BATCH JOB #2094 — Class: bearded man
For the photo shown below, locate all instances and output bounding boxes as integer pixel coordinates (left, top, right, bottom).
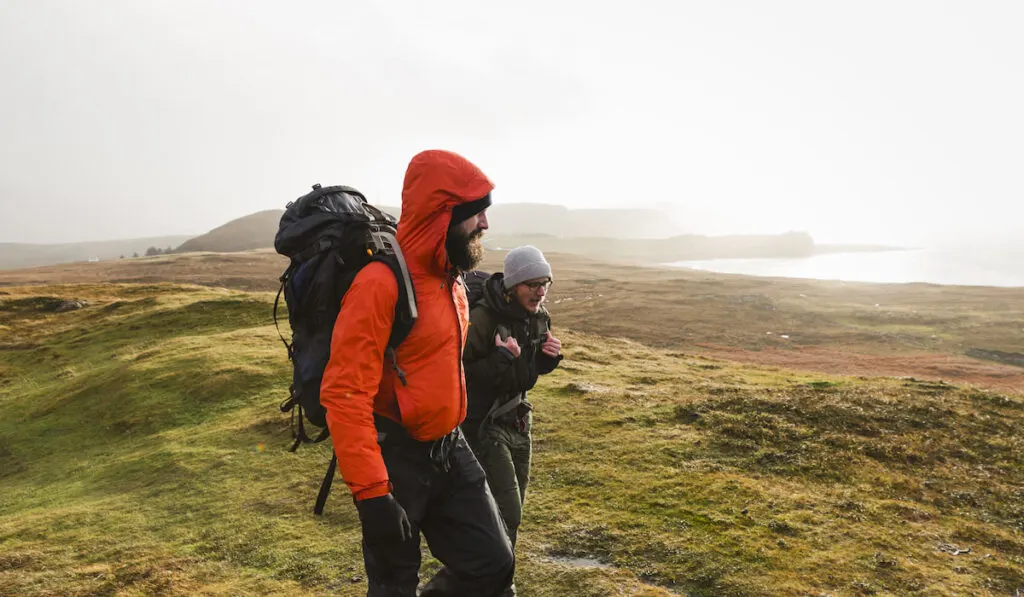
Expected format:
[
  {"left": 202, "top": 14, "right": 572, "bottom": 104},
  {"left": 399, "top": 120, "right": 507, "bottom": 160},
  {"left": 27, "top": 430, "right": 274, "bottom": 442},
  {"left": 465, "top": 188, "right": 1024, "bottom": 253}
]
[{"left": 319, "top": 149, "right": 514, "bottom": 596}]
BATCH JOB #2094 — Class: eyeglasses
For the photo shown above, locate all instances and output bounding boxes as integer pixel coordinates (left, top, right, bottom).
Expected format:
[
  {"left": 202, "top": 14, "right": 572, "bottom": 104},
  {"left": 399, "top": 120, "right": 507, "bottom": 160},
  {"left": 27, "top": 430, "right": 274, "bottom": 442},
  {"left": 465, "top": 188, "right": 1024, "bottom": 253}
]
[{"left": 522, "top": 279, "right": 552, "bottom": 291}]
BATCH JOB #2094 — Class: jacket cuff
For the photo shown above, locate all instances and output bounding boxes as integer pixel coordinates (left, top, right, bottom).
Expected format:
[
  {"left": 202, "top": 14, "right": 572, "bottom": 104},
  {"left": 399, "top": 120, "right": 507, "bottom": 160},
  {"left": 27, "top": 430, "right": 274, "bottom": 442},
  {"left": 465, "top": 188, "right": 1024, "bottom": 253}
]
[
  {"left": 495, "top": 346, "right": 517, "bottom": 362},
  {"left": 352, "top": 481, "right": 392, "bottom": 502}
]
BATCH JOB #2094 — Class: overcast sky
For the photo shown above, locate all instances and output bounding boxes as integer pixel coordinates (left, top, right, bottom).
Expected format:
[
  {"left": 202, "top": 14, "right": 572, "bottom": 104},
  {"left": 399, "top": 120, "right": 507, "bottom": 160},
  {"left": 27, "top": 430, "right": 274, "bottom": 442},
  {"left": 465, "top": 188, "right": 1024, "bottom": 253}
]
[{"left": 1, "top": 1, "right": 1021, "bottom": 247}]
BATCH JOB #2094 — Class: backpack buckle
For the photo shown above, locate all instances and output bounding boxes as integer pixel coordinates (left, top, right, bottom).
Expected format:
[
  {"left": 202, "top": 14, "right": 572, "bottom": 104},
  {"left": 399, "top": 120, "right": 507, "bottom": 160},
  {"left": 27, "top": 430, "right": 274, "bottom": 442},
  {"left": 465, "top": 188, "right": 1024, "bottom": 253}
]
[
  {"left": 429, "top": 428, "right": 460, "bottom": 473},
  {"left": 280, "top": 386, "right": 296, "bottom": 413}
]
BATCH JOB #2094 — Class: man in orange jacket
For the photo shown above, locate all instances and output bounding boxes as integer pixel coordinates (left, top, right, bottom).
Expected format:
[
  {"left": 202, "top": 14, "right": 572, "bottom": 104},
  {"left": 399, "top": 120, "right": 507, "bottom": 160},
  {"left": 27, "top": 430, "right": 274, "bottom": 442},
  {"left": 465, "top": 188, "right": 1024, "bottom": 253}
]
[{"left": 320, "top": 149, "right": 514, "bottom": 596}]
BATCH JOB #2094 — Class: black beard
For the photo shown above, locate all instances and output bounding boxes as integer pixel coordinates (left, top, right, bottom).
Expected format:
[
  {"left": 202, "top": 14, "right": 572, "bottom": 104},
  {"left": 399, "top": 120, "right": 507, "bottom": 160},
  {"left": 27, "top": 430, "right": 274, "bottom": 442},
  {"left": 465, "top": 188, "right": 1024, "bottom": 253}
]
[{"left": 446, "top": 227, "right": 485, "bottom": 272}]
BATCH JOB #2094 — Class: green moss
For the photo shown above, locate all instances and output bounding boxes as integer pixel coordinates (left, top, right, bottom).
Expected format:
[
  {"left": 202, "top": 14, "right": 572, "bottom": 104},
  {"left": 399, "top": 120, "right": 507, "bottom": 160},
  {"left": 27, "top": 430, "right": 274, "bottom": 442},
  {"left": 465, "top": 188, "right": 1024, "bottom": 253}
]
[{"left": 0, "top": 284, "right": 1021, "bottom": 596}]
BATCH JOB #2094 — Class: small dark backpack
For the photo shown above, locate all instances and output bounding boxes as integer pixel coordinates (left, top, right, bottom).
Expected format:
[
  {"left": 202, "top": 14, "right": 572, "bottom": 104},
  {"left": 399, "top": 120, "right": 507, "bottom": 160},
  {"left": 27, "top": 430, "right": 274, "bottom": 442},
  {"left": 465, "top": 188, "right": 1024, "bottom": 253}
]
[
  {"left": 273, "top": 184, "right": 418, "bottom": 514},
  {"left": 464, "top": 270, "right": 490, "bottom": 307}
]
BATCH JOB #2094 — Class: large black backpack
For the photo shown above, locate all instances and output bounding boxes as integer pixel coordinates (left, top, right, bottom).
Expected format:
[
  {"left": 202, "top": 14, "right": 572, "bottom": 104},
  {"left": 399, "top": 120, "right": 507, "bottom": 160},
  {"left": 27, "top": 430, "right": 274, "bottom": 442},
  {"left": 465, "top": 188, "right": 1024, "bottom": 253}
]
[{"left": 273, "top": 184, "right": 418, "bottom": 514}]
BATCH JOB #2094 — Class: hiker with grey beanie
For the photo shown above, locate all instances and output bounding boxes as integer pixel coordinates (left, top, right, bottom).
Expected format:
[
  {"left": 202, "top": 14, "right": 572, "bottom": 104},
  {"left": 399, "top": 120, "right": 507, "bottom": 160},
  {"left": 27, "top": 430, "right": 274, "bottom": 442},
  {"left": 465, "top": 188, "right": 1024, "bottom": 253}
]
[{"left": 462, "top": 246, "right": 563, "bottom": 595}]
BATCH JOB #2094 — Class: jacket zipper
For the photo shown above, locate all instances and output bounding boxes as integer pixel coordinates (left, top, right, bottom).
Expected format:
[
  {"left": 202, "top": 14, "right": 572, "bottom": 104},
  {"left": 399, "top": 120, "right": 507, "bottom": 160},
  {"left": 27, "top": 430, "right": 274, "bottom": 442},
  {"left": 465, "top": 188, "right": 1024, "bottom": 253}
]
[{"left": 443, "top": 276, "right": 467, "bottom": 426}]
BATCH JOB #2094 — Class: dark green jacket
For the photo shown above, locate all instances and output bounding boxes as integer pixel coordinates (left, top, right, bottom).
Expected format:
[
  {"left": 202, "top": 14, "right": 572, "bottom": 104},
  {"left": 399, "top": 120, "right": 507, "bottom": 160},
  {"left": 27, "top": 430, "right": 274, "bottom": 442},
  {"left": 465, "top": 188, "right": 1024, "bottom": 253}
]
[{"left": 463, "top": 273, "right": 562, "bottom": 426}]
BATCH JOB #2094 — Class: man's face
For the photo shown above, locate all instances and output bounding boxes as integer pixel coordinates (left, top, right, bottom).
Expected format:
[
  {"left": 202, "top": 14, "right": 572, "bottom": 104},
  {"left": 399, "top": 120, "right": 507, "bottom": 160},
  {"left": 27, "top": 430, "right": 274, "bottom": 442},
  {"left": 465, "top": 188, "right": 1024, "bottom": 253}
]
[
  {"left": 454, "top": 211, "right": 488, "bottom": 238},
  {"left": 446, "top": 210, "right": 489, "bottom": 271},
  {"left": 511, "top": 276, "right": 551, "bottom": 313}
]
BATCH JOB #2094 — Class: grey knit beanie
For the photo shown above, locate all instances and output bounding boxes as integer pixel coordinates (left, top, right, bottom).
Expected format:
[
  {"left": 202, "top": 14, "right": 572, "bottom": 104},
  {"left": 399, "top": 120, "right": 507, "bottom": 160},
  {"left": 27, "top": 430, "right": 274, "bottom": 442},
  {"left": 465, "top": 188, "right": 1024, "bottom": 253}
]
[{"left": 503, "top": 245, "right": 553, "bottom": 288}]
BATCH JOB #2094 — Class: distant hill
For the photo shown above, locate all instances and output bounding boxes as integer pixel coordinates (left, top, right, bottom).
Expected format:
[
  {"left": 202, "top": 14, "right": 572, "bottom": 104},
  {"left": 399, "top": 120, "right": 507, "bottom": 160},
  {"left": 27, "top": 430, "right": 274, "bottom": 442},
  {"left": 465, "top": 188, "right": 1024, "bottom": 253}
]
[
  {"left": 32, "top": 203, "right": 863, "bottom": 267},
  {"left": 483, "top": 231, "right": 820, "bottom": 262},
  {"left": 173, "top": 203, "right": 684, "bottom": 255},
  {"left": 470, "top": 203, "right": 681, "bottom": 238},
  {"left": 173, "top": 210, "right": 284, "bottom": 254},
  {"left": 376, "top": 203, "right": 679, "bottom": 238},
  {"left": 0, "top": 235, "right": 194, "bottom": 270}
]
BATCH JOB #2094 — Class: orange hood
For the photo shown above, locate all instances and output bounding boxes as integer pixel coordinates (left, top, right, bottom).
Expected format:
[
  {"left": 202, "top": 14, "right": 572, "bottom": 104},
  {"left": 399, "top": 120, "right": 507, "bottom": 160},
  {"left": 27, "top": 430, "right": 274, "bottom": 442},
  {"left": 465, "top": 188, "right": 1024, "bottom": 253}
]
[{"left": 397, "top": 150, "right": 494, "bottom": 277}]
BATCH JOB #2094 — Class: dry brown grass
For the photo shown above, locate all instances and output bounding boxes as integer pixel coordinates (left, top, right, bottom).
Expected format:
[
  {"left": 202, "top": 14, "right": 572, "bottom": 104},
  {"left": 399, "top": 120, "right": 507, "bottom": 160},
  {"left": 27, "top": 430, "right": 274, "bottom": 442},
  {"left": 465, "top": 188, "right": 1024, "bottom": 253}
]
[{"left": 2, "top": 248, "right": 1021, "bottom": 394}]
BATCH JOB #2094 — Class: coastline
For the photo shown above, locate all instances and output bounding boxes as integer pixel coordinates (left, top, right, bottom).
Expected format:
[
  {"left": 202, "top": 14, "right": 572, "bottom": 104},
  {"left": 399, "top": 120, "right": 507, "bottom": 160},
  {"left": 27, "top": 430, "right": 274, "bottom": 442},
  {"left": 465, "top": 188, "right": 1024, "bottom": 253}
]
[{"left": 664, "top": 246, "right": 1024, "bottom": 289}]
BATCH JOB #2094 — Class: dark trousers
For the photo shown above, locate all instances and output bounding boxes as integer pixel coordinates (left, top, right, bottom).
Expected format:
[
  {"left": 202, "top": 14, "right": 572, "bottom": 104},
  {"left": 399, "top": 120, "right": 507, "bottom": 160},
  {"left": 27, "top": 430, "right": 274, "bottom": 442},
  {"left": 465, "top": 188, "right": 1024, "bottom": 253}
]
[
  {"left": 361, "top": 416, "right": 514, "bottom": 597},
  {"left": 466, "top": 413, "right": 532, "bottom": 547}
]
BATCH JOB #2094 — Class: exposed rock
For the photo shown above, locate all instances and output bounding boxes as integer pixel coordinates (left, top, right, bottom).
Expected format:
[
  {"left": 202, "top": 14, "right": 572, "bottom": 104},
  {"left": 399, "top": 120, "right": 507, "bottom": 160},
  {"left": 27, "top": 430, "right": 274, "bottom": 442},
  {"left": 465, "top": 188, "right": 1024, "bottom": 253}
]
[
  {"left": 0, "top": 296, "right": 87, "bottom": 313},
  {"left": 54, "top": 300, "right": 86, "bottom": 313}
]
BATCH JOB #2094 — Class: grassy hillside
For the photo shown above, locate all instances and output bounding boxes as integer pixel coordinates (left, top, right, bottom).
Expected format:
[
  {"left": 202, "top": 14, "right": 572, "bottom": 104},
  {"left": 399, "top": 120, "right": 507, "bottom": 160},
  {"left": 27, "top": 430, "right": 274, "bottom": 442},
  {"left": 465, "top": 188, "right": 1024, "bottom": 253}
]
[{"left": 2, "top": 284, "right": 1022, "bottom": 596}]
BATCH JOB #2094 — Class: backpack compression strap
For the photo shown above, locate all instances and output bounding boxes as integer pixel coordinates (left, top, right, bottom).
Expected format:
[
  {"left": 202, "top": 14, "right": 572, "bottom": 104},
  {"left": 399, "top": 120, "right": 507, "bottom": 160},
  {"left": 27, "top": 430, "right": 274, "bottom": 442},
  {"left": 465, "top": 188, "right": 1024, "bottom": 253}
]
[
  {"left": 314, "top": 452, "right": 338, "bottom": 515},
  {"left": 272, "top": 266, "right": 296, "bottom": 358},
  {"left": 272, "top": 241, "right": 339, "bottom": 358},
  {"left": 286, "top": 399, "right": 330, "bottom": 452}
]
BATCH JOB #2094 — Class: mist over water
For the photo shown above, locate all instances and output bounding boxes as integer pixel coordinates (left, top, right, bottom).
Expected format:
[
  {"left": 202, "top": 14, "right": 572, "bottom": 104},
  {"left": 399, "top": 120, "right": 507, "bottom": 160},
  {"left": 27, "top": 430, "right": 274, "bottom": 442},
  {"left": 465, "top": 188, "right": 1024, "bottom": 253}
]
[{"left": 669, "top": 246, "right": 1024, "bottom": 287}]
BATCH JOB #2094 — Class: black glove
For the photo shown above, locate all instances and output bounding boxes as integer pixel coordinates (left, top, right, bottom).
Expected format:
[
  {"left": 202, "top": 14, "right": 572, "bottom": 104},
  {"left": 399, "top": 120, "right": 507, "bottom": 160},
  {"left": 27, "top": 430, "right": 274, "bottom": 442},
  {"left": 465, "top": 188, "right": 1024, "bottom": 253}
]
[{"left": 355, "top": 493, "right": 414, "bottom": 545}]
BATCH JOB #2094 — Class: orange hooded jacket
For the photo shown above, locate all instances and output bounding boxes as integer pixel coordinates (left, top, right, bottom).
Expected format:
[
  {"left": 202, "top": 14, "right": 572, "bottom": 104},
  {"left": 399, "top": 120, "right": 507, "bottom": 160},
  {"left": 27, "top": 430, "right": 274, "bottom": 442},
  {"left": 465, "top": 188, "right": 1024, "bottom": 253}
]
[{"left": 319, "top": 150, "right": 495, "bottom": 501}]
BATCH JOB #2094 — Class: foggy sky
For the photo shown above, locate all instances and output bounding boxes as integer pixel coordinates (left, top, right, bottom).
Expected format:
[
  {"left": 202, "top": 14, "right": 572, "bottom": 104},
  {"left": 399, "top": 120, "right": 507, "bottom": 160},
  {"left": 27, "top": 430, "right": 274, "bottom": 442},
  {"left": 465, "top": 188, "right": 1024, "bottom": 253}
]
[{"left": 1, "top": 1, "right": 1021, "bottom": 247}]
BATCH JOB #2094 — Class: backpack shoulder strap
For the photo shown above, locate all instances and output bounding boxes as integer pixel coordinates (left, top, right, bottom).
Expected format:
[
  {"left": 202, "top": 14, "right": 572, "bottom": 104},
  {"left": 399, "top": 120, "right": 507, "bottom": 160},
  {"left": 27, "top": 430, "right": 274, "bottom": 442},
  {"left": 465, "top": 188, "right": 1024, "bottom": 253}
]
[
  {"left": 465, "top": 301, "right": 502, "bottom": 360},
  {"left": 365, "top": 243, "right": 418, "bottom": 387},
  {"left": 532, "top": 310, "right": 551, "bottom": 339},
  {"left": 371, "top": 252, "right": 417, "bottom": 349}
]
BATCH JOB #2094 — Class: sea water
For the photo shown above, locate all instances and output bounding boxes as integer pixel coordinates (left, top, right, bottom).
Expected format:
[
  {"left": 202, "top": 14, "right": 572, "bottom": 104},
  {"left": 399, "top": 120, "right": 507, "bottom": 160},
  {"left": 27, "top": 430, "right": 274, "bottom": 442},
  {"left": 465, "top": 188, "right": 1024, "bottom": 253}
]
[{"left": 667, "top": 247, "right": 1024, "bottom": 288}]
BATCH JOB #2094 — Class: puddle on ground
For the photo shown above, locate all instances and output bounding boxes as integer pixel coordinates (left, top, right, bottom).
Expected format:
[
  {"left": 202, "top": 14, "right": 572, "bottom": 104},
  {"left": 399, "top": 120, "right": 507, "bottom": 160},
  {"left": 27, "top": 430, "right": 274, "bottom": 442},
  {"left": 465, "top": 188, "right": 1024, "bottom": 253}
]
[
  {"left": 544, "top": 555, "right": 612, "bottom": 569},
  {"left": 543, "top": 553, "right": 684, "bottom": 595}
]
